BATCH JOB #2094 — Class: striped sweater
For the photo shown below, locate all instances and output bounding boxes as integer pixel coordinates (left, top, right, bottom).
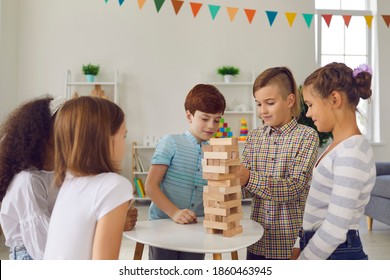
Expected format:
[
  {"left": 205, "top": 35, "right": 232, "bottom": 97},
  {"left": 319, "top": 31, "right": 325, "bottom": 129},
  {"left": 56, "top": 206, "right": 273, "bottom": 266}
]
[{"left": 298, "top": 135, "right": 376, "bottom": 260}]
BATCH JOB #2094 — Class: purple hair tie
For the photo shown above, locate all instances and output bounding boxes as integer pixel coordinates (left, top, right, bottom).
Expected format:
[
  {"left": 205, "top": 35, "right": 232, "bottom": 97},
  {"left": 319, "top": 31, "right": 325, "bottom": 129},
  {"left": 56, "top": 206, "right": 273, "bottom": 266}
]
[{"left": 353, "top": 64, "right": 373, "bottom": 77}]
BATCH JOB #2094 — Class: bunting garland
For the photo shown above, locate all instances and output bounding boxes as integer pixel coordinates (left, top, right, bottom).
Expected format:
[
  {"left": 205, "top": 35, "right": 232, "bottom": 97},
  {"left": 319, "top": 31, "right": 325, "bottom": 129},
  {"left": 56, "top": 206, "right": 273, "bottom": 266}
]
[{"left": 103, "top": 0, "right": 390, "bottom": 29}]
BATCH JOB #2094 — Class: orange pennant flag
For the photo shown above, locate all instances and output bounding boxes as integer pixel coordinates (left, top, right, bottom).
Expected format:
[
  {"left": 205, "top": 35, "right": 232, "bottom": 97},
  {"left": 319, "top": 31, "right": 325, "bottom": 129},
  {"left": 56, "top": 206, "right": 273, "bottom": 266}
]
[
  {"left": 190, "top": 2, "right": 202, "bottom": 18},
  {"left": 137, "top": 0, "right": 146, "bottom": 10},
  {"left": 343, "top": 15, "right": 352, "bottom": 27},
  {"left": 364, "top": 15, "right": 373, "bottom": 29},
  {"left": 382, "top": 15, "right": 390, "bottom": 28},
  {"left": 244, "top": 9, "right": 256, "bottom": 24},
  {"left": 322, "top": 14, "right": 333, "bottom": 27},
  {"left": 171, "top": 0, "right": 183, "bottom": 15},
  {"left": 226, "top": 7, "right": 239, "bottom": 22},
  {"left": 285, "top": 12, "right": 297, "bottom": 27}
]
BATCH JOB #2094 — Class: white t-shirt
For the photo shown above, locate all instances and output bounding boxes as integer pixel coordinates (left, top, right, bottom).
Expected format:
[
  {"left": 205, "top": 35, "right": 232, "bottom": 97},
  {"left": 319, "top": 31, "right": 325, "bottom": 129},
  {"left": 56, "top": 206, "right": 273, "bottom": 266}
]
[
  {"left": 43, "top": 172, "right": 133, "bottom": 260},
  {"left": 0, "top": 169, "right": 57, "bottom": 260}
]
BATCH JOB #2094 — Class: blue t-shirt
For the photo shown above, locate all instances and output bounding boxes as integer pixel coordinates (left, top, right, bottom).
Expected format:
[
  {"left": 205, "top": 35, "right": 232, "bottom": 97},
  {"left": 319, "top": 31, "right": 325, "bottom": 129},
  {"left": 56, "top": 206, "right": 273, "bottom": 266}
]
[{"left": 149, "top": 131, "right": 208, "bottom": 220}]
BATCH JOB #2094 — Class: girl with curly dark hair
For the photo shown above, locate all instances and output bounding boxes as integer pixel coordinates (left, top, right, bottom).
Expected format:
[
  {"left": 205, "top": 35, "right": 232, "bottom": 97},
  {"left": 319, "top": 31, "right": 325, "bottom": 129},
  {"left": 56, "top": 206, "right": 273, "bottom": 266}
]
[{"left": 0, "top": 96, "right": 64, "bottom": 260}]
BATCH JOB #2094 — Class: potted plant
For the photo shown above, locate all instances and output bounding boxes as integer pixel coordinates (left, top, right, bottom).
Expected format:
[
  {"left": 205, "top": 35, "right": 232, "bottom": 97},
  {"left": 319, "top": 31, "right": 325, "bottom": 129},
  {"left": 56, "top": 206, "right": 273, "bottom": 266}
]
[
  {"left": 82, "top": 63, "right": 100, "bottom": 82},
  {"left": 217, "top": 66, "right": 240, "bottom": 83},
  {"left": 297, "top": 85, "right": 333, "bottom": 148}
]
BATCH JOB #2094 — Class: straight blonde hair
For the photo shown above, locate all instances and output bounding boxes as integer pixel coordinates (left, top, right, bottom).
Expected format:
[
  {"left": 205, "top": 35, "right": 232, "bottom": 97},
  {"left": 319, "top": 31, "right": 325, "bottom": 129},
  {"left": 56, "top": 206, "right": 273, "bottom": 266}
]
[{"left": 54, "top": 96, "right": 124, "bottom": 186}]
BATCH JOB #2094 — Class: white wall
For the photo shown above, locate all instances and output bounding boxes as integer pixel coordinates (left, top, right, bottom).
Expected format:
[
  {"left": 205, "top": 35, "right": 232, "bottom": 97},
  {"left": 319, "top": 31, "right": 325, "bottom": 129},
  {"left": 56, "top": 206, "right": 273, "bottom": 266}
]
[
  {"left": 2, "top": 0, "right": 390, "bottom": 177},
  {"left": 0, "top": 0, "right": 18, "bottom": 120}
]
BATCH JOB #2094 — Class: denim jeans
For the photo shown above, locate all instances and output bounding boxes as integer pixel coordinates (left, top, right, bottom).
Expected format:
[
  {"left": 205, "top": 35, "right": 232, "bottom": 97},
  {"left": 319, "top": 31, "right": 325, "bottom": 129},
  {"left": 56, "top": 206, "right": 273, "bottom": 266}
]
[
  {"left": 300, "top": 230, "right": 368, "bottom": 260},
  {"left": 9, "top": 245, "right": 33, "bottom": 260}
]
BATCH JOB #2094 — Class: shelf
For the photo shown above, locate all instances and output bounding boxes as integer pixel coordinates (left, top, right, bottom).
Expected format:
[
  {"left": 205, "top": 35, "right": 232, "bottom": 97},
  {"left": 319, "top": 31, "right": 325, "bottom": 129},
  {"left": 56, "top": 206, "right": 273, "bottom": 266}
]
[
  {"left": 134, "top": 171, "right": 149, "bottom": 175},
  {"left": 66, "top": 82, "right": 116, "bottom": 86},
  {"left": 134, "top": 145, "right": 156, "bottom": 149},
  {"left": 210, "top": 82, "right": 253, "bottom": 86},
  {"left": 65, "top": 69, "right": 119, "bottom": 103},
  {"left": 224, "top": 111, "right": 255, "bottom": 115}
]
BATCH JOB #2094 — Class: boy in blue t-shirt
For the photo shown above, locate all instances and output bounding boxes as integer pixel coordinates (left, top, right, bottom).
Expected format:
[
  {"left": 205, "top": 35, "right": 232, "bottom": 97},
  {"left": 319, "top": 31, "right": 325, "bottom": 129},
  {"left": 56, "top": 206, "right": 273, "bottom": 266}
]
[{"left": 145, "top": 84, "right": 226, "bottom": 260}]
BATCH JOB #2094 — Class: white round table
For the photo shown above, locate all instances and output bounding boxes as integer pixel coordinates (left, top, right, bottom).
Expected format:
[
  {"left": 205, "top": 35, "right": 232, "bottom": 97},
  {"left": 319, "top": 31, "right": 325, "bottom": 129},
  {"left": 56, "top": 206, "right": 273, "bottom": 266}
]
[{"left": 123, "top": 218, "right": 264, "bottom": 260}]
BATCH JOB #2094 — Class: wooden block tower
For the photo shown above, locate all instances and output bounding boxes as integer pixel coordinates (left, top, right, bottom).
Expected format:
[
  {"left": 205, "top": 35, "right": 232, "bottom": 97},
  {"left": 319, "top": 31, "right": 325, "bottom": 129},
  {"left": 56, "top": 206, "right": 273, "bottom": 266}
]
[{"left": 202, "top": 138, "right": 243, "bottom": 237}]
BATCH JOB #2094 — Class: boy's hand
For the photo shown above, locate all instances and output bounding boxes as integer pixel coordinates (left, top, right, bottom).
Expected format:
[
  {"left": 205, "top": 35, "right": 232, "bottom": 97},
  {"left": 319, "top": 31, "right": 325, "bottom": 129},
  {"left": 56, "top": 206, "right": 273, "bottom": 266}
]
[
  {"left": 290, "top": 248, "right": 301, "bottom": 260},
  {"left": 124, "top": 206, "right": 138, "bottom": 231},
  {"left": 238, "top": 164, "right": 250, "bottom": 186},
  {"left": 172, "top": 209, "right": 197, "bottom": 224}
]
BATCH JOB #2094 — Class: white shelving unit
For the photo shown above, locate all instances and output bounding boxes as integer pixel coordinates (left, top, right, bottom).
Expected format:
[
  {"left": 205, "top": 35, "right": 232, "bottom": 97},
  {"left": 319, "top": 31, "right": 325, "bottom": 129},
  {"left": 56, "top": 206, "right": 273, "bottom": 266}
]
[
  {"left": 132, "top": 142, "right": 155, "bottom": 201},
  {"left": 210, "top": 81, "right": 258, "bottom": 143},
  {"left": 64, "top": 70, "right": 119, "bottom": 103}
]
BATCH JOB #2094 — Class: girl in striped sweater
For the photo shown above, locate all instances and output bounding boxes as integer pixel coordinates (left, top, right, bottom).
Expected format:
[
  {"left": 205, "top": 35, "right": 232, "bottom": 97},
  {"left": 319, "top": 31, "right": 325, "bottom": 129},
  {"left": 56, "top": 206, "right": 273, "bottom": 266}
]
[{"left": 293, "top": 62, "right": 376, "bottom": 260}]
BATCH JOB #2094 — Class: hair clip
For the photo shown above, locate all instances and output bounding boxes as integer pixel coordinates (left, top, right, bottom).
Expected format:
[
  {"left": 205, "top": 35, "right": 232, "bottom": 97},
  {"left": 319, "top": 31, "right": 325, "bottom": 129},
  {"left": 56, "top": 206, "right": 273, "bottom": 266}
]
[
  {"left": 353, "top": 64, "right": 373, "bottom": 78},
  {"left": 50, "top": 96, "right": 67, "bottom": 116}
]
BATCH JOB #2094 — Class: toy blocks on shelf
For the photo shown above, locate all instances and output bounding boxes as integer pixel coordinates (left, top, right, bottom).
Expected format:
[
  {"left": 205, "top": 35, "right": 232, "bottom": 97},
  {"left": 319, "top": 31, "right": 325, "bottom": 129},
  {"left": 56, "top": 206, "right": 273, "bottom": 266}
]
[
  {"left": 214, "top": 118, "right": 233, "bottom": 138},
  {"left": 202, "top": 137, "right": 243, "bottom": 237},
  {"left": 238, "top": 118, "right": 249, "bottom": 142}
]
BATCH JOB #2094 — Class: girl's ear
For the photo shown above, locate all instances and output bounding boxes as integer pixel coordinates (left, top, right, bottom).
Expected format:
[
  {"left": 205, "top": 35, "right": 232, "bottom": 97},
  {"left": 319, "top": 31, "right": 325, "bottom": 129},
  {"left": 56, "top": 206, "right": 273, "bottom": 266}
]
[
  {"left": 186, "top": 110, "right": 193, "bottom": 123},
  {"left": 330, "top": 91, "right": 342, "bottom": 108}
]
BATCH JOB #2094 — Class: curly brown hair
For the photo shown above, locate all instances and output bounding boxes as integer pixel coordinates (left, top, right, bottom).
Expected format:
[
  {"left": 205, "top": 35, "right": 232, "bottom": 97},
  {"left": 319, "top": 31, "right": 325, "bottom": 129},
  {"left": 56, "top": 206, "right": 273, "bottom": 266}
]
[{"left": 0, "top": 96, "right": 54, "bottom": 201}]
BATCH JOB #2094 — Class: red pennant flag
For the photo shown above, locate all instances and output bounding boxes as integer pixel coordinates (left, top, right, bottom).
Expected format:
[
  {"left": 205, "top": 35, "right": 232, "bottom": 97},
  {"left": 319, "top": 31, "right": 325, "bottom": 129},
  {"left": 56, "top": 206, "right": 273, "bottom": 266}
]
[
  {"left": 322, "top": 14, "right": 333, "bottom": 27},
  {"left": 171, "top": 0, "right": 184, "bottom": 15},
  {"left": 343, "top": 15, "right": 352, "bottom": 27},
  {"left": 244, "top": 9, "right": 256, "bottom": 24},
  {"left": 190, "top": 2, "right": 202, "bottom": 18},
  {"left": 382, "top": 15, "right": 390, "bottom": 28}
]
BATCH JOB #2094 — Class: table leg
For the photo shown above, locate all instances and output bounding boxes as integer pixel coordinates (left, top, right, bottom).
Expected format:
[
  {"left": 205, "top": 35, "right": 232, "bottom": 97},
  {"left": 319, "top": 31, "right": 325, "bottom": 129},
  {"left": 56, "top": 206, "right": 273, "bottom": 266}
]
[
  {"left": 213, "top": 253, "right": 222, "bottom": 260},
  {"left": 133, "top": 242, "right": 144, "bottom": 260},
  {"left": 231, "top": 251, "right": 238, "bottom": 260}
]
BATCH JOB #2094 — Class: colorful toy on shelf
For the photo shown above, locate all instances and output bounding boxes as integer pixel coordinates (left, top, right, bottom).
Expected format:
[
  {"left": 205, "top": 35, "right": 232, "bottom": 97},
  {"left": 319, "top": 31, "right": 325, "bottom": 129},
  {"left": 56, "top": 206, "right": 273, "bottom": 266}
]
[
  {"left": 238, "top": 118, "right": 248, "bottom": 142},
  {"left": 214, "top": 118, "right": 233, "bottom": 138},
  {"left": 202, "top": 138, "right": 243, "bottom": 237}
]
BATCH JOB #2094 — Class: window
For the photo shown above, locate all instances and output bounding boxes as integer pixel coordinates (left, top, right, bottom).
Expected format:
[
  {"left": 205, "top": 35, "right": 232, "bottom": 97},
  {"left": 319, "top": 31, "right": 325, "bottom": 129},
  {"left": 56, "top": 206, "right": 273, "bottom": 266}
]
[{"left": 315, "top": 0, "right": 378, "bottom": 142}]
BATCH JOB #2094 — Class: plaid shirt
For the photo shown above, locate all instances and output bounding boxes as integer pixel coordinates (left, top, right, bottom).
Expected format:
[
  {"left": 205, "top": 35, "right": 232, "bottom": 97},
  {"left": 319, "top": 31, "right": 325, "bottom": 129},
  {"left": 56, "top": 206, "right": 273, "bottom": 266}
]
[{"left": 242, "top": 118, "right": 319, "bottom": 259}]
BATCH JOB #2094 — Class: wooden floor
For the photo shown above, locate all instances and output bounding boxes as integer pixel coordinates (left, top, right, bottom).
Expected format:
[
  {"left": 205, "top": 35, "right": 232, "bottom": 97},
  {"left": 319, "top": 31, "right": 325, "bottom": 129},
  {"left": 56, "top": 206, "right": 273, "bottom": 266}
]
[{"left": 1, "top": 200, "right": 390, "bottom": 260}]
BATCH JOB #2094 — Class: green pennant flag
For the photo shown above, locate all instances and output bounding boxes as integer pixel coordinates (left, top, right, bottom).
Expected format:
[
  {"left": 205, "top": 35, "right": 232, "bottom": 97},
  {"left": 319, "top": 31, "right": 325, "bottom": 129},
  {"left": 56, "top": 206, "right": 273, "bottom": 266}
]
[
  {"left": 154, "top": 0, "right": 166, "bottom": 13},
  {"left": 302, "top": 13, "right": 314, "bottom": 28},
  {"left": 266, "top": 11, "right": 278, "bottom": 26},
  {"left": 105, "top": 0, "right": 109, "bottom": 3},
  {"left": 208, "top": 5, "right": 220, "bottom": 20}
]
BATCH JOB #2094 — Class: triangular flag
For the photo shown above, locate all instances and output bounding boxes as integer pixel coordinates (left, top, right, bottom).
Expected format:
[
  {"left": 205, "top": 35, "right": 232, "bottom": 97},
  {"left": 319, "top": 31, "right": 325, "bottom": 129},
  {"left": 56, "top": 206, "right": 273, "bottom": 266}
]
[
  {"left": 208, "top": 5, "right": 220, "bottom": 21},
  {"left": 302, "top": 13, "right": 314, "bottom": 28},
  {"left": 244, "top": 9, "right": 256, "bottom": 24},
  {"left": 154, "top": 0, "right": 165, "bottom": 13},
  {"left": 118, "top": 0, "right": 125, "bottom": 6},
  {"left": 171, "top": 0, "right": 184, "bottom": 15},
  {"left": 105, "top": 0, "right": 109, "bottom": 3},
  {"left": 266, "top": 11, "right": 278, "bottom": 26},
  {"left": 364, "top": 15, "right": 373, "bottom": 29},
  {"left": 285, "top": 12, "right": 297, "bottom": 27},
  {"left": 382, "top": 15, "right": 390, "bottom": 28},
  {"left": 190, "top": 2, "right": 202, "bottom": 18},
  {"left": 226, "top": 7, "right": 239, "bottom": 22},
  {"left": 137, "top": 0, "right": 146, "bottom": 10},
  {"left": 343, "top": 15, "right": 352, "bottom": 27},
  {"left": 322, "top": 14, "right": 333, "bottom": 27}
]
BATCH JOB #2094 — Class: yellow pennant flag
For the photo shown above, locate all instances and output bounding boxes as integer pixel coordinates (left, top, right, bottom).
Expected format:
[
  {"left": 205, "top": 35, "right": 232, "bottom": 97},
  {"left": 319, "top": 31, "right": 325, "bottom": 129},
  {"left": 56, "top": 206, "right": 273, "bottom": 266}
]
[
  {"left": 285, "top": 12, "right": 297, "bottom": 27},
  {"left": 226, "top": 7, "right": 239, "bottom": 22},
  {"left": 364, "top": 15, "right": 373, "bottom": 29},
  {"left": 137, "top": 0, "right": 146, "bottom": 10}
]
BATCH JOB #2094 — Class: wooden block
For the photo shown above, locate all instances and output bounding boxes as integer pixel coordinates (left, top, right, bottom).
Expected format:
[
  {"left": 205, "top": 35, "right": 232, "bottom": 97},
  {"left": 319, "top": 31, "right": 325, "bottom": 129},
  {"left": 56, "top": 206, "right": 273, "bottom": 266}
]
[
  {"left": 202, "top": 145, "right": 214, "bottom": 152},
  {"left": 203, "top": 152, "right": 229, "bottom": 159},
  {"left": 203, "top": 172, "right": 237, "bottom": 180},
  {"left": 203, "top": 192, "right": 241, "bottom": 202},
  {"left": 219, "top": 158, "right": 241, "bottom": 166},
  {"left": 223, "top": 225, "right": 243, "bottom": 237},
  {"left": 207, "top": 179, "right": 240, "bottom": 187},
  {"left": 203, "top": 165, "right": 229, "bottom": 174},
  {"left": 212, "top": 145, "right": 239, "bottom": 152},
  {"left": 210, "top": 159, "right": 221, "bottom": 166},
  {"left": 204, "top": 185, "right": 241, "bottom": 195},
  {"left": 217, "top": 199, "right": 241, "bottom": 209},
  {"left": 210, "top": 138, "right": 238, "bottom": 146},
  {"left": 204, "top": 206, "right": 242, "bottom": 216}
]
